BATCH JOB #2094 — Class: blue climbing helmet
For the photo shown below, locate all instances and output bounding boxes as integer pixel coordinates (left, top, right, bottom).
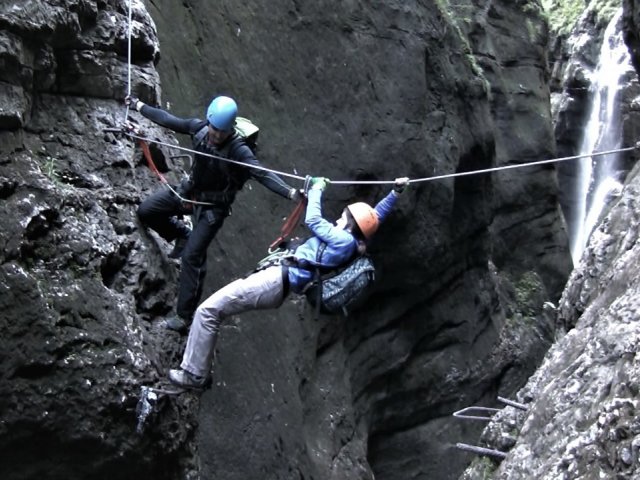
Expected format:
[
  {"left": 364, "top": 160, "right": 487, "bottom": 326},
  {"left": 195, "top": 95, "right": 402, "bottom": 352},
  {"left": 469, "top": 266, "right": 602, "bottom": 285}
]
[{"left": 206, "top": 96, "right": 238, "bottom": 132}]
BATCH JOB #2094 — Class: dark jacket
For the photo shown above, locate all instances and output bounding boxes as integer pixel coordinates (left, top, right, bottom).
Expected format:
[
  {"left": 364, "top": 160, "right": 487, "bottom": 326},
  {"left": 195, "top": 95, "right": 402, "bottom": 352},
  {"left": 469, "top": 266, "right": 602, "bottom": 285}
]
[{"left": 139, "top": 104, "right": 292, "bottom": 204}]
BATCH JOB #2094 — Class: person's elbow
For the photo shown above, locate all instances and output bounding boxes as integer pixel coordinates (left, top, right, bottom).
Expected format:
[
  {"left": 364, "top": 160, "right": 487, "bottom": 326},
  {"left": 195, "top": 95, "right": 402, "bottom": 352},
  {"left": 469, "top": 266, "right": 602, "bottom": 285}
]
[{"left": 305, "top": 214, "right": 323, "bottom": 230}]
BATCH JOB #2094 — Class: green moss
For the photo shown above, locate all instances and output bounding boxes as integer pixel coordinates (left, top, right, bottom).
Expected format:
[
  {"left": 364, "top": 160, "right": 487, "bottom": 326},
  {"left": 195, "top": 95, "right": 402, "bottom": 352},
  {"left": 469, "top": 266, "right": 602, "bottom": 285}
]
[
  {"left": 514, "top": 271, "right": 545, "bottom": 317},
  {"left": 541, "top": 0, "right": 586, "bottom": 35},
  {"left": 542, "top": 0, "right": 621, "bottom": 36},
  {"left": 469, "top": 455, "right": 499, "bottom": 479},
  {"left": 590, "top": 0, "right": 621, "bottom": 25},
  {"left": 433, "top": 0, "right": 489, "bottom": 94},
  {"left": 40, "top": 155, "right": 59, "bottom": 181}
]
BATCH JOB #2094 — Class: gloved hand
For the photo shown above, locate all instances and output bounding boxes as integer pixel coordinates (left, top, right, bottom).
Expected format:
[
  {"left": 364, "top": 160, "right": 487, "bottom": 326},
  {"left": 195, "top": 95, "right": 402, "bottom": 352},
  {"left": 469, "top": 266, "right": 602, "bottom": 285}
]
[
  {"left": 288, "top": 188, "right": 305, "bottom": 202},
  {"left": 125, "top": 95, "right": 143, "bottom": 112},
  {"left": 177, "top": 176, "right": 193, "bottom": 198},
  {"left": 393, "top": 177, "right": 410, "bottom": 194},
  {"left": 310, "top": 177, "right": 329, "bottom": 191},
  {"left": 123, "top": 120, "right": 141, "bottom": 135}
]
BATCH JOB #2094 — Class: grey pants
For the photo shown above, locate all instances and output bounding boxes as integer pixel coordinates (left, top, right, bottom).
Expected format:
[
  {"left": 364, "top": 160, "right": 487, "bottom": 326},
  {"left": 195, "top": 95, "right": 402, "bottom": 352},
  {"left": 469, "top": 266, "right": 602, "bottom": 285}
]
[{"left": 181, "top": 266, "right": 286, "bottom": 377}]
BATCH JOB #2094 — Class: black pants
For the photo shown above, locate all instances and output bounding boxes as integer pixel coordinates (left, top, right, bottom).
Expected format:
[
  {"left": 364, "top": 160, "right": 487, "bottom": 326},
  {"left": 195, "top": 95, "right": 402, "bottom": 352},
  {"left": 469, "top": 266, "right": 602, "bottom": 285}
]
[{"left": 137, "top": 188, "right": 227, "bottom": 320}]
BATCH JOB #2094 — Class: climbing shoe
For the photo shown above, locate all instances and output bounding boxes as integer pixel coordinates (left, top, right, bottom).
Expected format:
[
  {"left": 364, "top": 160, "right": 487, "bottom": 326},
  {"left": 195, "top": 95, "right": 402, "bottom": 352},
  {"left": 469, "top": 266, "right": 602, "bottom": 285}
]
[
  {"left": 168, "top": 235, "right": 189, "bottom": 259},
  {"left": 163, "top": 316, "right": 189, "bottom": 334},
  {"left": 168, "top": 368, "right": 211, "bottom": 390}
]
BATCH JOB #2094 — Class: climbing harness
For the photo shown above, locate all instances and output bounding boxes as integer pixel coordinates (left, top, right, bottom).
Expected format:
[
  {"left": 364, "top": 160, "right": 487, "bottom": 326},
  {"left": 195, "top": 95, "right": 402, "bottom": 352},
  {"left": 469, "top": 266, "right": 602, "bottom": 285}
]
[{"left": 267, "top": 175, "right": 314, "bottom": 251}]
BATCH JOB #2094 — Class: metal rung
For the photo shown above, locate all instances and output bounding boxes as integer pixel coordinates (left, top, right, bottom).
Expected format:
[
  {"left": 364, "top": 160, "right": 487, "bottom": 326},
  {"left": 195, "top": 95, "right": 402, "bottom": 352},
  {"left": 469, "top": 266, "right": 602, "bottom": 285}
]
[
  {"left": 497, "top": 396, "right": 528, "bottom": 410},
  {"left": 453, "top": 397, "right": 529, "bottom": 421},
  {"left": 452, "top": 406, "right": 501, "bottom": 421},
  {"left": 456, "top": 442, "right": 507, "bottom": 459}
]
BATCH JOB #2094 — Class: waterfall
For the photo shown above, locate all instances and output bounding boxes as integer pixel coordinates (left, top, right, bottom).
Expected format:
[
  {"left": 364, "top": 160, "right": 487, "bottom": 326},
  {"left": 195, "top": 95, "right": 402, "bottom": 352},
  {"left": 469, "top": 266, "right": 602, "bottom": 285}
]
[{"left": 570, "top": 8, "right": 632, "bottom": 264}]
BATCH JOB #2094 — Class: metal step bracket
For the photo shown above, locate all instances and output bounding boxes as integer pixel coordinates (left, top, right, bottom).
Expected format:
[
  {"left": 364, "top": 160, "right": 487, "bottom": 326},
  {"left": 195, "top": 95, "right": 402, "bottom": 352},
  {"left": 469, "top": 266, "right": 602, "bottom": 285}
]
[{"left": 452, "top": 396, "right": 528, "bottom": 459}]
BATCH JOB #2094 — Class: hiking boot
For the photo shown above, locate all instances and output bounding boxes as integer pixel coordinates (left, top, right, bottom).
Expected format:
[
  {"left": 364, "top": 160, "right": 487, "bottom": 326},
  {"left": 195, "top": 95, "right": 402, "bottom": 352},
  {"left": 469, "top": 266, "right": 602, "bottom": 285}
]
[
  {"left": 163, "top": 315, "right": 189, "bottom": 334},
  {"left": 168, "top": 368, "right": 211, "bottom": 390},
  {"left": 168, "top": 235, "right": 189, "bottom": 259}
]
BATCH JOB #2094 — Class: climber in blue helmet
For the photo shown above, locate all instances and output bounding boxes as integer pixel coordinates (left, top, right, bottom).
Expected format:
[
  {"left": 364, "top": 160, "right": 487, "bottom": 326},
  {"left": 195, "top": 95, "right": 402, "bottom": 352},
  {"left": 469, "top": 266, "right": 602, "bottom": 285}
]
[
  {"left": 202, "top": 96, "right": 235, "bottom": 144},
  {"left": 125, "top": 94, "right": 302, "bottom": 333}
]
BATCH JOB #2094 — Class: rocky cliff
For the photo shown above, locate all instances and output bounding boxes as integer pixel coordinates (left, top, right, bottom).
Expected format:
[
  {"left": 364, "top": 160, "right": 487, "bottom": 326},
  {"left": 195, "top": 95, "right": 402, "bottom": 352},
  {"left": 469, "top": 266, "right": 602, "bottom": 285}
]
[
  {"left": 460, "top": 2, "right": 640, "bottom": 478},
  {"left": 0, "top": 1, "right": 572, "bottom": 479},
  {"left": 460, "top": 135, "right": 640, "bottom": 480}
]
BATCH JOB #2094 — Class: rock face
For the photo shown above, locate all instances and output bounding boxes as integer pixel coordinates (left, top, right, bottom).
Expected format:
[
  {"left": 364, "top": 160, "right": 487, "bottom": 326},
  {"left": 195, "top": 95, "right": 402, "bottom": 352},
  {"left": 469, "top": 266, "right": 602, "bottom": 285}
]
[
  {"left": 459, "top": 3, "right": 640, "bottom": 479},
  {"left": 460, "top": 155, "right": 640, "bottom": 480},
  {"left": 0, "top": 1, "right": 572, "bottom": 480},
  {"left": 0, "top": 2, "right": 198, "bottom": 479}
]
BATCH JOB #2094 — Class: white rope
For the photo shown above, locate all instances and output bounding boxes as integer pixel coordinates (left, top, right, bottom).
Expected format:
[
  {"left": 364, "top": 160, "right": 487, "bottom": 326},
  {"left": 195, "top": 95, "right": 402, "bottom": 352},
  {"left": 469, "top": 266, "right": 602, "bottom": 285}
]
[
  {"left": 124, "top": 0, "right": 133, "bottom": 123},
  {"left": 119, "top": 1, "right": 638, "bottom": 189},
  {"left": 404, "top": 145, "right": 638, "bottom": 184},
  {"left": 329, "top": 146, "right": 638, "bottom": 185},
  {"left": 125, "top": 130, "right": 637, "bottom": 188},
  {"left": 125, "top": 131, "right": 306, "bottom": 181}
]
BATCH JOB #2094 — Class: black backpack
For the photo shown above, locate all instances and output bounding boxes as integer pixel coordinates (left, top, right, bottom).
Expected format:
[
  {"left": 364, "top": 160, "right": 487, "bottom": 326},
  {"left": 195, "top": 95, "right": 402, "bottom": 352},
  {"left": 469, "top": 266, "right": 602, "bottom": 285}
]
[{"left": 304, "top": 243, "right": 376, "bottom": 316}]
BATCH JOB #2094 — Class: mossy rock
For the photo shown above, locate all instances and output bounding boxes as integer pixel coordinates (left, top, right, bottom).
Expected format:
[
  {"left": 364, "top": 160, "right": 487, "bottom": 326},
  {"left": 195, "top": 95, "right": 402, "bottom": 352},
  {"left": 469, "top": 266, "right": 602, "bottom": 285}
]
[{"left": 542, "top": 0, "right": 620, "bottom": 36}]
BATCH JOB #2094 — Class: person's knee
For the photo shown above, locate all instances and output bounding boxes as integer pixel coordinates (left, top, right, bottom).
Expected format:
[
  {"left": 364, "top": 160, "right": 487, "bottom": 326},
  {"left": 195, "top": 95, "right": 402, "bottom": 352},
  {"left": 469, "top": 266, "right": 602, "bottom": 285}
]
[
  {"left": 195, "top": 304, "right": 223, "bottom": 332},
  {"left": 182, "top": 243, "right": 205, "bottom": 265},
  {"left": 137, "top": 200, "right": 151, "bottom": 223}
]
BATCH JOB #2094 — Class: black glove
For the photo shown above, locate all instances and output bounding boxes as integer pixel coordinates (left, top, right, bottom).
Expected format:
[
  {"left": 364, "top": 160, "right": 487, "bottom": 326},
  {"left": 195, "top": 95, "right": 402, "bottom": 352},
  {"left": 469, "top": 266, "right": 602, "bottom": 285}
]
[
  {"left": 177, "top": 177, "right": 193, "bottom": 198},
  {"left": 393, "top": 177, "right": 409, "bottom": 194},
  {"left": 125, "top": 95, "right": 143, "bottom": 111}
]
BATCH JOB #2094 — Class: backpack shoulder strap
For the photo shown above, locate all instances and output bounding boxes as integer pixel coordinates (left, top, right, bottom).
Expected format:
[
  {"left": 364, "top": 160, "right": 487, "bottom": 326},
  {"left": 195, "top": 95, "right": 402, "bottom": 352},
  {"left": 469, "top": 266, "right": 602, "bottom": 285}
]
[
  {"left": 217, "top": 132, "right": 248, "bottom": 159},
  {"left": 313, "top": 242, "right": 328, "bottom": 320},
  {"left": 193, "top": 125, "right": 209, "bottom": 148}
]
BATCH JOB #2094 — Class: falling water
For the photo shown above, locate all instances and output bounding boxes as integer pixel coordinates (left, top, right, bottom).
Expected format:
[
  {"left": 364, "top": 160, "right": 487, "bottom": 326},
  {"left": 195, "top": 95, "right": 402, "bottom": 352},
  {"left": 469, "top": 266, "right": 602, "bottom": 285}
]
[{"left": 570, "top": 8, "right": 632, "bottom": 264}]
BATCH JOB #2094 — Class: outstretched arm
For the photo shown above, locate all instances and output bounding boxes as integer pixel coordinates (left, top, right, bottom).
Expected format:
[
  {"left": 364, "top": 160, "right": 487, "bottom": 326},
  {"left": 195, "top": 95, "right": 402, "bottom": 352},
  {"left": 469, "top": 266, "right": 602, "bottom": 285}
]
[
  {"left": 138, "top": 104, "right": 202, "bottom": 135},
  {"left": 125, "top": 96, "right": 201, "bottom": 135},
  {"left": 374, "top": 177, "right": 409, "bottom": 224},
  {"left": 230, "top": 142, "right": 297, "bottom": 200},
  {"left": 305, "top": 181, "right": 353, "bottom": 247}
]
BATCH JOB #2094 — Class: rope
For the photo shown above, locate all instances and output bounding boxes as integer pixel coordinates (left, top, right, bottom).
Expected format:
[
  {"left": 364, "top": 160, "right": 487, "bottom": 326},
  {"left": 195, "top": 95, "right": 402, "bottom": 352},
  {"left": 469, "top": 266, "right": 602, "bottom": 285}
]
[
  {"left": 118, "top": 0, "right": 638, "bottom": 188},
  {"left": 401, "top": 145, "right": 638, "bottom": 185},
  {"left": 124, "top": 130, "right": 637, "bottom": 187},
  {"left": 124, "top": 131, "right": 306, "bottom": 182},
  {"left": 124, "top": 0, "right": 133, "bottom": 124},
  {"left": 136, "top": 137, "right": 225, "bottom": 206}
]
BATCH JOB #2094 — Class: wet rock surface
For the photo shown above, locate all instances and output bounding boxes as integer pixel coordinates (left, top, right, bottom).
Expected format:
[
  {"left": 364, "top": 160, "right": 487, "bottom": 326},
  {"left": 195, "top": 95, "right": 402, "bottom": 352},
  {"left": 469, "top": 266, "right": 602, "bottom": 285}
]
[
  {"left": 461, "top": 161, "right": 640, "bottom": 479},
  {"left": 0, "top": 1, "right": 574, "bottom": 479}
]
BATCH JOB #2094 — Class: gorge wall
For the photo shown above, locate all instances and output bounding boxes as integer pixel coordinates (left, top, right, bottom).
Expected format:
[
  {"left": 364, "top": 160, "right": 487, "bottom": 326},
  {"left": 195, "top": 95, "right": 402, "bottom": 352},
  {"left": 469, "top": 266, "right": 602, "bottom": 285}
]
[
  {"left": 460, "top": 2, "right": 640, "bottom": 478},
  {"left": 0, "top": 1, "right": 572, "bottom": 479}
]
